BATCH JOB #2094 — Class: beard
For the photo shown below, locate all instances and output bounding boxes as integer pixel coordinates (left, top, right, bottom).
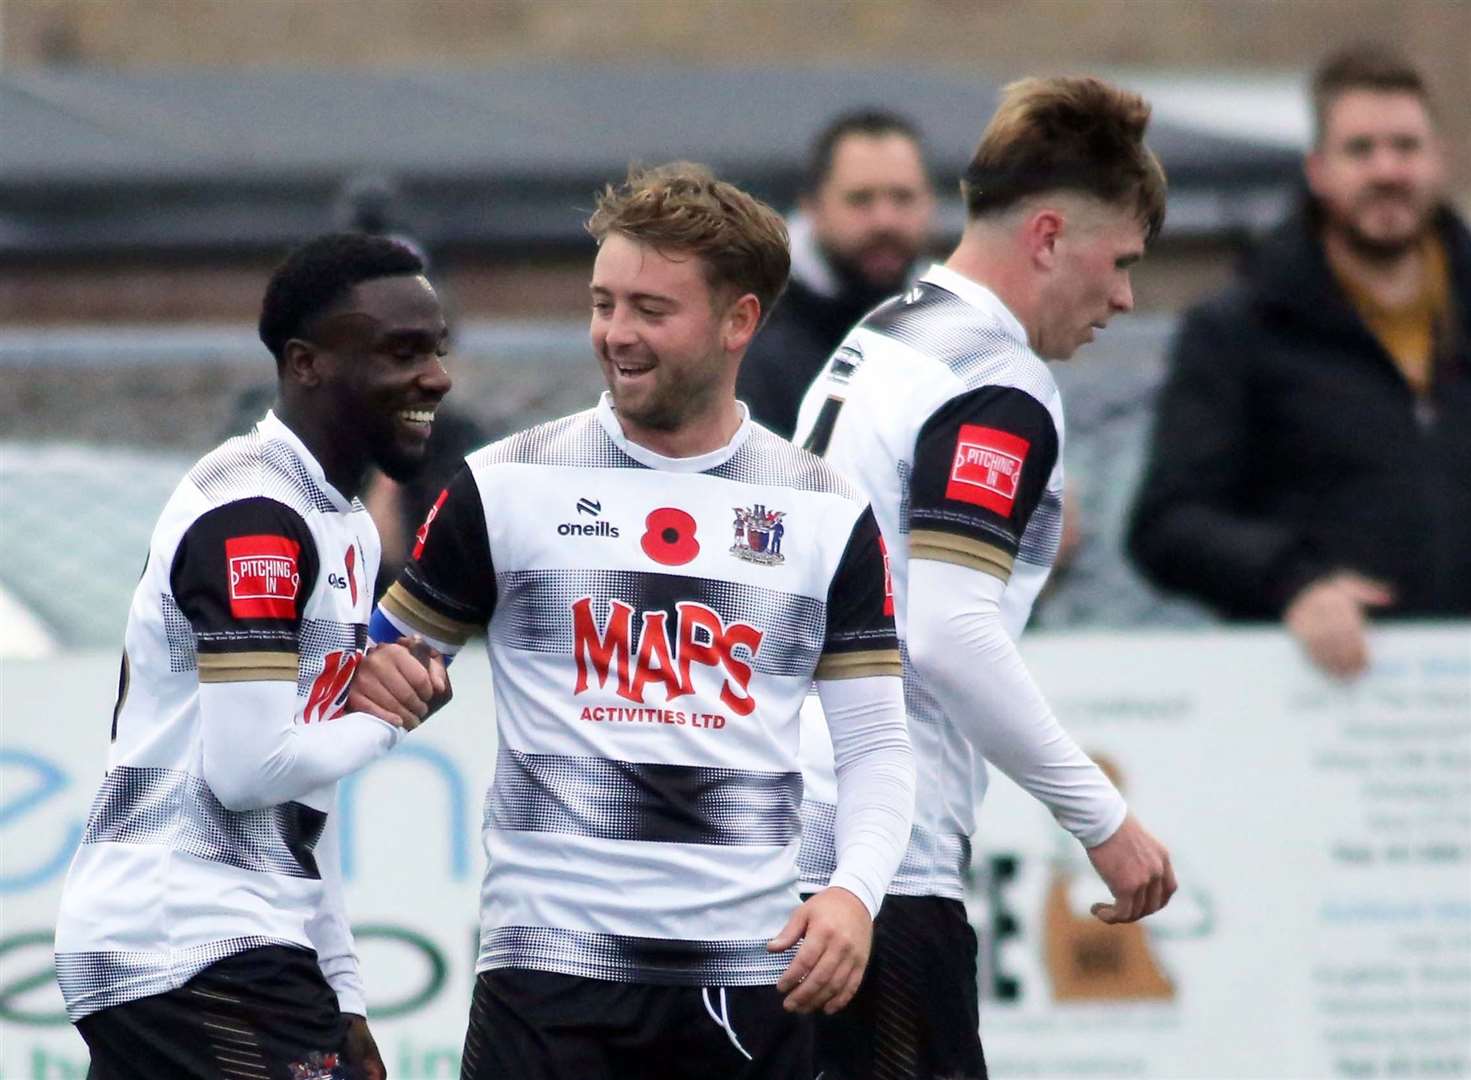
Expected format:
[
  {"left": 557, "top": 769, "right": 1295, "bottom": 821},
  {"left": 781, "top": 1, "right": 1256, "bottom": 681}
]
[
  {"left": 373, "top": 435, "right": 432, "bottom": 483},
  {"left": 604, "top": 344, "right": 725, "bottom": 434},
  {"left": 824, "top": 232, "right": 921, "bottom": 302},
  {"left": 1329, "top": 184, "right": 1436, "bottom": 261},
  {"left": 361, "top": 415, "right": 434, "bottom": 483}
]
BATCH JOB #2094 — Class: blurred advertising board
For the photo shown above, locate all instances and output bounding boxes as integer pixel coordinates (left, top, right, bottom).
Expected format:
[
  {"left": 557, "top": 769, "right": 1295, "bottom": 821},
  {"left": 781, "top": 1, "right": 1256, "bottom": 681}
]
[{"left": 2, "top": 626, "right": 1467, "bottom": 1079}]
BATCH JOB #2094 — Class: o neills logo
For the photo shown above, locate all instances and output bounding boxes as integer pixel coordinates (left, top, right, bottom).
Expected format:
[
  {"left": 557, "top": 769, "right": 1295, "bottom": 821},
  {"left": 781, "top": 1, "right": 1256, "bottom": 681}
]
[
  {"left": 225, "top": 534, "right": 302, "bottom": 619},
  {"left": 559, "top": 521, "right": 620, "bottom": 538}
]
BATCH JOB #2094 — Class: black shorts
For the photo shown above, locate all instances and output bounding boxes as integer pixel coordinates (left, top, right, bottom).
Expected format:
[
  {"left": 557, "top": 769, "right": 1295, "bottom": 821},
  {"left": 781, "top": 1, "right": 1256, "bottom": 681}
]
[
  {"left": 460, "top": 968, "right": 814, "bottom": 1080},
  {"left": 808, "top": 894, "right": 987, "bottom": 1080},
  {"left": 76, "top": 945, "right": 348, "bottom": 1080}
]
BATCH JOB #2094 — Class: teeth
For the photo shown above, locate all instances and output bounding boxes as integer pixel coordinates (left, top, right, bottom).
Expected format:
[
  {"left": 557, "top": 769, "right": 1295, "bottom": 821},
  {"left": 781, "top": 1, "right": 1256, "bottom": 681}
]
[{"left": 400, "top": 409, "right": 435, "bottom": 424}]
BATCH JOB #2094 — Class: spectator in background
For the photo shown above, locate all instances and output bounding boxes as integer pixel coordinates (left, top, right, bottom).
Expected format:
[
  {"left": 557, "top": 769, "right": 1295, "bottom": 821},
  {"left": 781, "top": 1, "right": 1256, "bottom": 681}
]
[
  {"left": 332, "top": 173, "right": 430, "bottom": 265},
  {"left": 737, "top": 109, "right": 935, "bottom": 437},
  {"left": 1128, "top": 44, "right": 1470, "bottom": 678}
]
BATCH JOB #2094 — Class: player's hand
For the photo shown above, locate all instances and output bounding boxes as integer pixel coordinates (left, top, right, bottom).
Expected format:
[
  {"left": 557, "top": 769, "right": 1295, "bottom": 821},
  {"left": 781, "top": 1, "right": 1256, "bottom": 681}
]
[
  {"left": 345, "top": 638, "right": 444, "bottom": 732},
  {"left": 341, "top": 1013, "right": 387, "bottom": 1080},
  {"left": 404, "top": 636, "right": 453, "bottom": 715},
  {"left": 1085, "top": 814, "right": 1176, "bottom": 924},
  {"left": 1284, "top": 572, "right": 1394, "bottom": 679},
  {"left": 767, "top": 886, "right": 872, "bottom": 1015}
]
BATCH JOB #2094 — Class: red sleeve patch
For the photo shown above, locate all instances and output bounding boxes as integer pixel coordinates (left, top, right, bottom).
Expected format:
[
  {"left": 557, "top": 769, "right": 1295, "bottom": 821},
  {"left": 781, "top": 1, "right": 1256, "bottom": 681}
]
[
  {"left": 226, "top": 534, "right": 302, "bottom": 619},
  {"left": 878, "top": 534, "right": 895, "bottom": 617},
  {"left": 944, "top": 424, "right": 1030, "bottom": 516},
  {"left": 412, "top": 487, "right": 450, "bottom": 561}
]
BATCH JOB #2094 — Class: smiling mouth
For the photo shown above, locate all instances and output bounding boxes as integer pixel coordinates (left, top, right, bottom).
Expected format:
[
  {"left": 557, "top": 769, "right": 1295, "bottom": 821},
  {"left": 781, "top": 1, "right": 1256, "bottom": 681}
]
[
  {"left": 611, "top": 360, "right": 654, "bottom": 378},
  {"left": 398, "top": 408, "right": 436, "bottom": 433}
]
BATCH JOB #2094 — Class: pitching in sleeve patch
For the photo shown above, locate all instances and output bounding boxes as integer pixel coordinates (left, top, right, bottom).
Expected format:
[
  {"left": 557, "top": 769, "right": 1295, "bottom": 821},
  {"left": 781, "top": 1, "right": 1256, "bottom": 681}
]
[
  {"left": 226, "top": 534, "right": 302, "bottom": 619},
  {"left": 945, "top": 424, "right": 1030, "bottom": 517}
]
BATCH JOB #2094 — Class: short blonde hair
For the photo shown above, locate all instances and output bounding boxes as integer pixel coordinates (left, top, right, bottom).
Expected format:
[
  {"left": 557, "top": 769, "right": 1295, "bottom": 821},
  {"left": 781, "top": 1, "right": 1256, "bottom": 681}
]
[
  {"left": 963, "top": 76, "right": 1166, "bottom": 243},
  {"left": 586, "top": 162, "right": 791, "bottom": 323}
]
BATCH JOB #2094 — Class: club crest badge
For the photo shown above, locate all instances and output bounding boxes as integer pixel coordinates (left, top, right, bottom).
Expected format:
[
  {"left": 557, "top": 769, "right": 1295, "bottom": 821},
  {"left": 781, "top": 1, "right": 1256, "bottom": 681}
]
[{"left": 730, "top": 504, "right": 786, "bottom": 566}]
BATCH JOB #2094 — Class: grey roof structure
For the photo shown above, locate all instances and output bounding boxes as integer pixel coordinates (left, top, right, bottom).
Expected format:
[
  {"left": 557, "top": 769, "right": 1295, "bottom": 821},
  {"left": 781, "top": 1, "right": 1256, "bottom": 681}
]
[{"left": 2, "top": 65, "right": 1302, "bottom": 257}]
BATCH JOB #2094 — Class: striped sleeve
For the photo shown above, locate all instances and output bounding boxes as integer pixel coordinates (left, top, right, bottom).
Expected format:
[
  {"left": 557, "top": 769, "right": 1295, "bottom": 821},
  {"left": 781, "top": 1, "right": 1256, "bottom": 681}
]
[
  {"left": 374, "top": 465, "right": 496, "bottom": 655},
  {"left": 170, "top": 497, "right": 318, "bottom": 683},
  {"left": 814, "top": 506, "right": 901, "bottom": 680},
  {"left": 908, "top": 385, "right": 1059, "bottom": 582}
]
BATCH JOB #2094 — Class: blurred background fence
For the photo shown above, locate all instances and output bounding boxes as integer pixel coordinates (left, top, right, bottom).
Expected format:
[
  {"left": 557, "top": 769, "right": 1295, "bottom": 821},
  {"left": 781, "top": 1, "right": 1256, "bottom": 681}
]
[{"left": 0, "top": 311, "right": 1209, "bottom": 653}]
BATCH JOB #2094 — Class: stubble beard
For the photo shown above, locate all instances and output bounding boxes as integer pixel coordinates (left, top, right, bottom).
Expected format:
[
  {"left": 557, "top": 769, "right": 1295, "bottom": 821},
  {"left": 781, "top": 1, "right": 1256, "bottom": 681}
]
[
  {"left": 825, "top": 234, "right": 919, "bottom": 300},
  {"left": 1332, "top": 189, "right": 1436, "bottom": 263},
  {"left": 608, "top": 349, "right": 724, "bottom": 435},
  {"left": 376, "top": 442, "right": 429, "bottom": 482}
]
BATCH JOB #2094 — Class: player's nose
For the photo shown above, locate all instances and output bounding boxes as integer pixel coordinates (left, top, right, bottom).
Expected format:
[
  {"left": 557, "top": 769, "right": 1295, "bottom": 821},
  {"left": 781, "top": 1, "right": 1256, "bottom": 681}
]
[
  {"left": 603, "top": 308, "right": 641, "bottom": 349},
  {"left": 422, "top": 359, "right": 452, "bottom": 399},
  {"left": 1111, "top": 275, "right": 1135, "bottom": 314}
]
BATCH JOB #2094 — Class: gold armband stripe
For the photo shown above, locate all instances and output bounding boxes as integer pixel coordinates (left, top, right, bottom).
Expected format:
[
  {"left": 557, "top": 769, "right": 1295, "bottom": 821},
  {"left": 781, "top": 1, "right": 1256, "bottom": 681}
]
[
  {"left": 381, "top": 583, "right": 476, "bottom": 646},
  {"left": 910, "top": 530, "right": 1014, "bottom": 582},
  {"left": 197, "top": 651, "right": 298, "bottom": 683},
  {"left": 814, "top": 648, "right": 903, "bottom": 680}
]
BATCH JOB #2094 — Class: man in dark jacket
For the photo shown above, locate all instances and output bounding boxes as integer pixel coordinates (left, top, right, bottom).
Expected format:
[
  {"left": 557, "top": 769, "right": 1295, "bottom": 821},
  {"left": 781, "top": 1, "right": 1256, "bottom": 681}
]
[
  {"left": 736, "top": 109, "right": 935, "bottom": 437},
  {"left": 1128, "top": 44, "right": 1470, "bottom": 677}
]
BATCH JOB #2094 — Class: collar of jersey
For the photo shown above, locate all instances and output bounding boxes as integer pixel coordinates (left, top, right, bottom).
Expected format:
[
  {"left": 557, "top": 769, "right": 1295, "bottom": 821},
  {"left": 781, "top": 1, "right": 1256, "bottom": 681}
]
[
  {"left": 595, "top": 392, "right": 753, "bottom": 473},
  {"left": 258, "top": 410, "right": 355, "bottom": 512},
  {"left": 919, "top": 263, "right": 1030, "bottom": 346}
]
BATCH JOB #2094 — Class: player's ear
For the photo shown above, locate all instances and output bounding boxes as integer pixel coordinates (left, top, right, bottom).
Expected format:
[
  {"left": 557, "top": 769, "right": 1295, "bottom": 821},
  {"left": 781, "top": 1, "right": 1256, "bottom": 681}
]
[
  {"left": 281, "top": 338, "right": 326, "bottom": 389},
  {"left": 723, "top": 292, "right": 762, "bottom": 354},
  {"left": 1025, "top": 208, "right": 1064, "bottom": 271}
]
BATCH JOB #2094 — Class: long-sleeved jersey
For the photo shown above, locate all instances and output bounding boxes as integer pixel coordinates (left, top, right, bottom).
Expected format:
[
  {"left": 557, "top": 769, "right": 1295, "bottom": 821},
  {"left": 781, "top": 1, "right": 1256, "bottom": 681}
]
[
  {"left": 373, "top": 395, "right": 915, "bottom": 986},
  {"left": 55, "top": 411, "right": 399, "bottom": 1021},
  {"left": 794, "top": 264, "right": 1126, "bottom": 901}
]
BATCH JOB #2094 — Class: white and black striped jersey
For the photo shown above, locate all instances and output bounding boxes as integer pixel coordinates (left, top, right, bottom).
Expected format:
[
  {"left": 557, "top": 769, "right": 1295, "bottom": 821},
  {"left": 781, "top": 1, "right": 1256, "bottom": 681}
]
[
  {"left": 55, "top": 412, "right": 387, "bottom": 1021},
  {"left": 373, "top": 394, "right": 902, "bottom": 986},
  {"left": 794, "top": 264, "right": 1068, "bottom": 900}
]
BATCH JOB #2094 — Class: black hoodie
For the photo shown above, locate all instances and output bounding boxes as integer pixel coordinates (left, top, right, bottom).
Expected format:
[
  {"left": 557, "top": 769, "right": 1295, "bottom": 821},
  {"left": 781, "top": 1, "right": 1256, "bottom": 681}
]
[
  {"left": 1127, "top": 202, "right": 1471, "bottom": 619},
  {"left": 736, "top": 217, "right": 905, "bottom": 440}
]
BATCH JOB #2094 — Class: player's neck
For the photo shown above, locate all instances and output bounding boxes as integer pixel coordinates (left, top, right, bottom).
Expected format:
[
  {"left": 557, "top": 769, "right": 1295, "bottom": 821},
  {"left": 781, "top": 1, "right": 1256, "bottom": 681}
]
[
  {"left": 275, "top": 401, "right": 367, "bottom": 499},
  {"left": 614, "top": 396, "right": 744, "bottom": 460},
  {"left": 943, "top": 233, "right": 1039, "bottom": 346}
]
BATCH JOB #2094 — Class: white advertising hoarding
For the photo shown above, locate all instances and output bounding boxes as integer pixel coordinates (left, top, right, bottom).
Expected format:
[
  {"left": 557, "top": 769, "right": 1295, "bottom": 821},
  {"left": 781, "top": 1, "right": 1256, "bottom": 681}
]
[{"left": 2, "top": 626, "right": 1467, "bottom": 1078}]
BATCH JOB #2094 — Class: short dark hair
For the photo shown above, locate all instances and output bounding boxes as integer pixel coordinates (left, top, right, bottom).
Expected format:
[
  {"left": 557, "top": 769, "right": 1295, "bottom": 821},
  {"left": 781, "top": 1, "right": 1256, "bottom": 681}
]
[
  {"left": 586, "top": 162, "right": 791, "bottom": 326},
  {"left": 1311, "top": 44, "right": 1432, "bottom": 145},
  {"left": 962, "top": 76, "right": 1166, "bottom": 244},
  {"left": 805, "top": 109, "right": 924, "bottom": 193},
  {"left": 258, "top": 233, "right": 425, "bottom": 366}
]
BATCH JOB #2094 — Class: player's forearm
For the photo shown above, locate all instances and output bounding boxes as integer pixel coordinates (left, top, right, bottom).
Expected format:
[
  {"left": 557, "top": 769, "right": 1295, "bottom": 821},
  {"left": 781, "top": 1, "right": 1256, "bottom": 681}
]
[
  {"left": 816, "top": 675, "right": 916, "bottom": 916},
  {"left": 200, "top": 680, "right": 402, "bottom": 812},
  {"left": 907, "top": 559, "right": 1126, "bottom": 848}
]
